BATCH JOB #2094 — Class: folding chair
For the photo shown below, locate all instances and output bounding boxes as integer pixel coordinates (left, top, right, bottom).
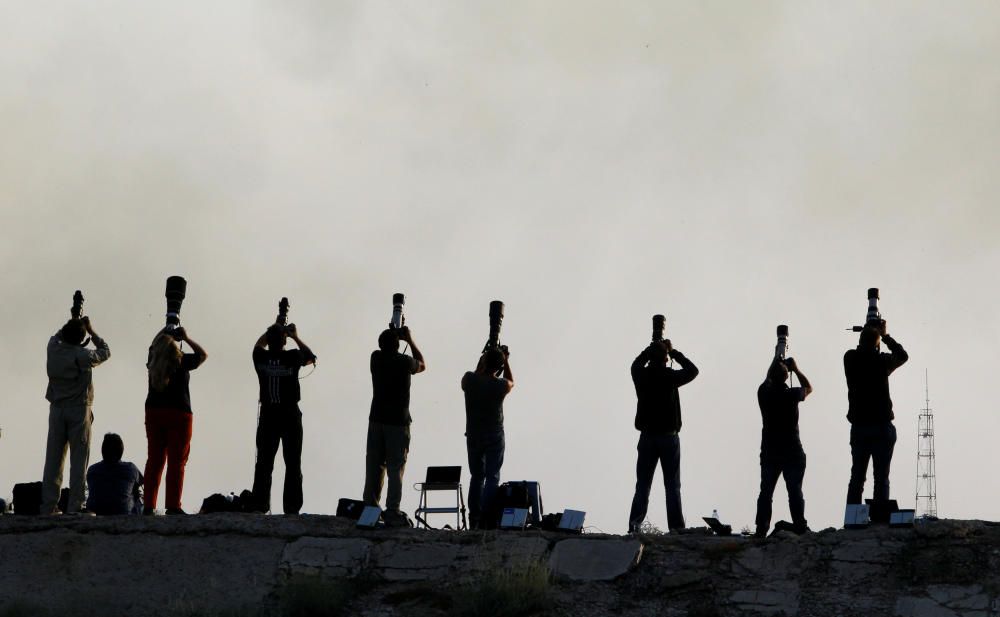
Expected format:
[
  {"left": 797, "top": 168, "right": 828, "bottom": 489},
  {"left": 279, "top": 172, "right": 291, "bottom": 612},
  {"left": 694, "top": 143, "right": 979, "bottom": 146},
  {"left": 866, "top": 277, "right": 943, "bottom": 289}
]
[{"left": 413, "top": 466, "right": 467, "bottom": 530}]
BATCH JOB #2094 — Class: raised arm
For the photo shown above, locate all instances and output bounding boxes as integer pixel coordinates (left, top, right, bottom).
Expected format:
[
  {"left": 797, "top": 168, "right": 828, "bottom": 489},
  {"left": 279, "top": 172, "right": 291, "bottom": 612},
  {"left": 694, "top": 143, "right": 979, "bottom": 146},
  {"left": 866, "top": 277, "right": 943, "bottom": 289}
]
[
  {"left": 631, "top": 347, "right": 649, "bottom": 380},
  {"left": 400, "top": 327, "right": 425, "bottom": 373},
  {"left": 786, "top": 358, "right": 813, "bottom": 399},
  {"left": 500, "top": 350, "right": 514, "bottom": 393},
  {"left": 881, "top": 332, "right": 908, "bottom": 375},
  {"left": 285, "top": 324, "right": 316, "bottom": 365},
  {"left": 667, "top": 349, "right": 699, "bottom": 386},
  {"left": 82, "top": 317, "right": 111, "bottom": 367},
  {"left": 175, "top": 328, "right": 207, "bottom": 367}
]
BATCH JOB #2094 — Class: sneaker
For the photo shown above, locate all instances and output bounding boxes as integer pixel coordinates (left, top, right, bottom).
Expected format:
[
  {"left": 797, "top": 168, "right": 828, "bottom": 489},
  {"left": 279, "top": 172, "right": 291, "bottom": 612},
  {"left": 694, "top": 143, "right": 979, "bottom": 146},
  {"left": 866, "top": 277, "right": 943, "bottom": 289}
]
[{"left": 165, "top": 508, "right": 188, "bottom": 516}]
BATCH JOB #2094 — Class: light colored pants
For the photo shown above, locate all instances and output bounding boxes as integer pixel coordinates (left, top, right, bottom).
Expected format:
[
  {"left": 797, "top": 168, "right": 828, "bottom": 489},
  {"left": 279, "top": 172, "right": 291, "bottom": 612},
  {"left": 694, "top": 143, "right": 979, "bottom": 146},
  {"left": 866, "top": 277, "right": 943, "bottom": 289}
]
[{"left": 42, "top": 404, "right": 93, "bottom": 513}]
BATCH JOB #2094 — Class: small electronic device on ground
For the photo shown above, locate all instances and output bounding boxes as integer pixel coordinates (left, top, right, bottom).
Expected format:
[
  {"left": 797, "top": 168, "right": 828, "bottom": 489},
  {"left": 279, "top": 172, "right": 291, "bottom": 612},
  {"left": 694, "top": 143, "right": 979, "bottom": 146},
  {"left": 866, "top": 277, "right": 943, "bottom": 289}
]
[
  {"left": 889, "top": 509, "right": 915, "bottom": 528},
  {"left": 844, "top": 504, "right": 870, "bottom": 529},
  {"left": 356, "top": 505, "right": 382, "bottom": 528},
  {"left": 500, "top": 508, "right": 529, "bottom": 529},
  {"left": 557, "top": 509, "right": 586, "bottom": 532}
]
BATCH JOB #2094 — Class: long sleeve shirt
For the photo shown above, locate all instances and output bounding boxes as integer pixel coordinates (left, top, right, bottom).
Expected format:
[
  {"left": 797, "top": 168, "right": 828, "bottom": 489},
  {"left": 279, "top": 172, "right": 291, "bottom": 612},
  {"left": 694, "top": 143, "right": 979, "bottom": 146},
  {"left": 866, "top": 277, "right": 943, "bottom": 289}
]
[
  {"left": 631, "top": 351, "right": 699, "bottom": 433},
  {"left": 844, "top": 335, "right": 908, "bottom": 425},
  {"left": 45, "top": 334, "right": 110, "bottom": 406}
]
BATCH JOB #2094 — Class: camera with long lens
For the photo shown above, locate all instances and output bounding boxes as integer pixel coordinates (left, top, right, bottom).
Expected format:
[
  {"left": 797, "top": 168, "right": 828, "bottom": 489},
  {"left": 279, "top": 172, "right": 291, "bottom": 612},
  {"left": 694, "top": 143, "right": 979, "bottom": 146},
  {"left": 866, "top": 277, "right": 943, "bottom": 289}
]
[
  {"left": 390, "top": 293, "right": 405, "bottom": 330},
  {"left": 849, "top": 287, "right": 884, "bottom": 332},
  {"left": 276, "top": 296, "right": 296, "bottom": 333},
  {"left": 775, "top": 324, "right": 794, "bottom": 368},
  {"left": 71, "top": 290, "right": 85, "bottom": 320},
  {"left": 652, "top": 314, "right": 666, "bottom": 343},
  {"left": 482, "top": 300, "right": 507, "bottom": 354},
  {"left": 164, "top": 276, "right": 187, "bottom": 337}
]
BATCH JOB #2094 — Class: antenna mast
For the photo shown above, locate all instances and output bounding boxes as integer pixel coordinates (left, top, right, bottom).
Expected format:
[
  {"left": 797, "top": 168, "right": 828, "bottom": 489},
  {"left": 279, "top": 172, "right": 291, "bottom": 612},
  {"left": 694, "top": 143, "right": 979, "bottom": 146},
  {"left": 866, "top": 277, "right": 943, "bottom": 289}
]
[{"left": 915, "top": 369, "right": 938, "bottom": 519}]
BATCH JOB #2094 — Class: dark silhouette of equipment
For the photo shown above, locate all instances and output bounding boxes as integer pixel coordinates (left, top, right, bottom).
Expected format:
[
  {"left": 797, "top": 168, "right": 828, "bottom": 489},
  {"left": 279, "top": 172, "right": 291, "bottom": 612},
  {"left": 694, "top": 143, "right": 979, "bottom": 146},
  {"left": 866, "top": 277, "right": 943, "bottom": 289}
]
[
  {"left": 652, "top": 314, "right": 666, "bottom": 343},
  {"left": 71, "top": 290, "right": 84, "bottom": 320},
  {"left": 775, "top": 325, "right": 788, "bottom": 360},
  {"left": 390, "top": 293, "right": 405, "bottom": 330},
  {"left": 277, "top": 297, "right": 289, "bottom": 325},
  {"left": 482, "top": 300, "right": 505, "bottom": 353},
  {"left": 164, "top": 276, "right": 187, "bottom": 331},
  {"left": 848, "top": 288, "right": 883, "bottom": 332}
]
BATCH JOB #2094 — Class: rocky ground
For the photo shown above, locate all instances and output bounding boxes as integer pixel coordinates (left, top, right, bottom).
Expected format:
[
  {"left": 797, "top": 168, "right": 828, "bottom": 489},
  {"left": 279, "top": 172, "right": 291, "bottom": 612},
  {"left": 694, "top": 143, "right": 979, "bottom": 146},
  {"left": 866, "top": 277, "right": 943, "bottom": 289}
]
[{"left": 0, "top": 514, "right": 997, "bottom": 616}]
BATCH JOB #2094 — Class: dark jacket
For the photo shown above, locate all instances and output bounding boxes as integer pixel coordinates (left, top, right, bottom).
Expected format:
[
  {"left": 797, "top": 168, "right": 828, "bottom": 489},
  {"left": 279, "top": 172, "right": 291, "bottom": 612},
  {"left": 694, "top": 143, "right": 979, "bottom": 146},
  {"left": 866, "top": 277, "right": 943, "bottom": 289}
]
[
  {"left": 631, "top": 350, "right": 699, "bottom": 433},
  {"left": 844, "top": 335, "right": 908, "bottom": 425}
]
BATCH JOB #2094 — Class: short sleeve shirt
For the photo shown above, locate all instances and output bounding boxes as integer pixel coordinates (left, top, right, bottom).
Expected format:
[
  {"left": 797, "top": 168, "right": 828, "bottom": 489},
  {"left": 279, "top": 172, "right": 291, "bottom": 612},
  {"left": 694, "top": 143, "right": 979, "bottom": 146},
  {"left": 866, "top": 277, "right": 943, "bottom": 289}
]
[
  {"left": 253, "top": 347, "right": 313, "bottom": 405},
  {"left": 86, "top": 461, "right": 143, "bottom": 515},
  {"left": 145, "top": 353, "right": 203, "bottom": 413},
  {"left": 462, "top": 372, "right": 509, "bottom": 434},
  {"left": 757, "top": 381, "right": 806, "bottom": 458},
  {"left": 369, "top": 350, "right": 419, "bottom": 426}
]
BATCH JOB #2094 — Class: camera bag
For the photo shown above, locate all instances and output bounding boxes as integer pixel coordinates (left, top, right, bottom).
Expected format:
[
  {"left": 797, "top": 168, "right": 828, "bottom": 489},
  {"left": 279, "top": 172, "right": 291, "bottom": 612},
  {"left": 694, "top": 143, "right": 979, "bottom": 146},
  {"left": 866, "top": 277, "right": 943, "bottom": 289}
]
[
  {"left": 12, "top": 483, "right": 68, "bottom": 515},
  {"left": 336, "top": 498, "right": 365, "bottom": 521}
]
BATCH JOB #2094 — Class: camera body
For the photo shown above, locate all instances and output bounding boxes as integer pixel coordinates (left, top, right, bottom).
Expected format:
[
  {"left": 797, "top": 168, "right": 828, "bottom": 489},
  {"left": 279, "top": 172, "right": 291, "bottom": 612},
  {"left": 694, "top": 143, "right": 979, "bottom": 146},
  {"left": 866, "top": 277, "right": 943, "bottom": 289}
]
[{"left": 390, "top": 293, "right": 405, "bottom": 330}]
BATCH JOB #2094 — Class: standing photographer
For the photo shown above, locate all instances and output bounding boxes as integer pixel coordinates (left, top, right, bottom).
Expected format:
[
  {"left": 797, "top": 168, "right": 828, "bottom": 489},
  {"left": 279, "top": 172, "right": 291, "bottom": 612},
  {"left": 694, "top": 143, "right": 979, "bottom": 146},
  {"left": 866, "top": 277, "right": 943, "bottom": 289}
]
[
  {"left": 251, "top": 323, "right": 316, "bottom": 515},
  {"left": 627, "top": 340, "right": 698, "bottom": 533},
  {"left": 363, "top": 327, "right": 425, "bottom": 525},
  {"left": 844, "top": 321, "right": 908, "bottom": 505},
  {"left": 42, "top": 316, "right": 111, "bottom": 514},
  {"left": 143, "top": 328, "right": 207, "bottom": 515},
  {"left": 462, "top": 347, "right": 514, "bottom": 529},
  {"left": 755, "top": 358, "right": 813, "bottom": 537}
]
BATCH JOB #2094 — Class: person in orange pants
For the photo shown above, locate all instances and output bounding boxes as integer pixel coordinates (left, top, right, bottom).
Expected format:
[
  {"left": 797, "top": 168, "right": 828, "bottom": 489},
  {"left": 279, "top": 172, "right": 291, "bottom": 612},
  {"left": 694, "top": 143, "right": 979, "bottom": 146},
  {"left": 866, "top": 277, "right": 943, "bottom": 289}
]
[{"left": 143, "top": 328, "right": 207, "bottom": 515}]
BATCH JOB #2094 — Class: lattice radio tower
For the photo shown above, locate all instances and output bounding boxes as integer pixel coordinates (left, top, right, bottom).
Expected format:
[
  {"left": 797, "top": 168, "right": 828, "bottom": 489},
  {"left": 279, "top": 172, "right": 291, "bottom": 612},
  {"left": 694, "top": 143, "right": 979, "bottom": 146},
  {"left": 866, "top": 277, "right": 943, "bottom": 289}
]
[{"left": 915, "top": 369, "right": 938, "bottom": 519}]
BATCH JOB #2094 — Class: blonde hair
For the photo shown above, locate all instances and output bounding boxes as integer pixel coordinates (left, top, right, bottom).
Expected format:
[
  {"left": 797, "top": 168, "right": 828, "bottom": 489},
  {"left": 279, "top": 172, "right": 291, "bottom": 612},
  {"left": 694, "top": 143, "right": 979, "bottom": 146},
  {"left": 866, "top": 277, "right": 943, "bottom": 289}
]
[{"left": 147, "top": 333, "right": 183, "bottom": 392}]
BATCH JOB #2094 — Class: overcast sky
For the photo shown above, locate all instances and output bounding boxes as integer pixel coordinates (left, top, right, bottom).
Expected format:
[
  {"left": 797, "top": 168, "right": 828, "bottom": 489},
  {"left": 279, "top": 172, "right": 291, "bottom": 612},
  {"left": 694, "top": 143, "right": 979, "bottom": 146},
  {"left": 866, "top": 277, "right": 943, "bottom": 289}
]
[{"left": 1, "top": 1, "right": 998, "bottom": 533}]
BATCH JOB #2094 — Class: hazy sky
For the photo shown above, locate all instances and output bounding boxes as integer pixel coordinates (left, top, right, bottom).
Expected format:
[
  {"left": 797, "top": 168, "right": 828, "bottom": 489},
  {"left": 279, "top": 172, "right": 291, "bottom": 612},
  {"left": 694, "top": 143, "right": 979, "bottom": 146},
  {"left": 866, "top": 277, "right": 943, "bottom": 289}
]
[{"left": 1, "top": 2, "right": 998, "bottom": 533}]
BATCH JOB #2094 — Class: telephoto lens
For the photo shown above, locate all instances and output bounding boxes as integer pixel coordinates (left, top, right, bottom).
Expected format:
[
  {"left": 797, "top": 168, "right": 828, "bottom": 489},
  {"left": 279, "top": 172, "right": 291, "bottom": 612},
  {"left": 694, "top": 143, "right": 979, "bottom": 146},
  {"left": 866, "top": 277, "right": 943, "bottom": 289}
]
[
  {"left": 391, "top": 293, "right": 405, "bottom": 330},
  {"left": 164, "top": 276, "right": 187, "bottom": 327},
  {"left": 278, "top": 297, "right": 290, "bottom": 326},
  {"left": 775, "top": 324, "right": 789, "bottom": 360},
  {"left": 865, "top": 287, "right": 880, "bottom": 326},
  {"left": 652, "top": 314, "right": 666, "bottom": 343},
  {"left": 488, "top": 300, "right": 505, "bottom": 349},
  {"left": 71, "top": 290, "right": 84, "bottom": 319}
]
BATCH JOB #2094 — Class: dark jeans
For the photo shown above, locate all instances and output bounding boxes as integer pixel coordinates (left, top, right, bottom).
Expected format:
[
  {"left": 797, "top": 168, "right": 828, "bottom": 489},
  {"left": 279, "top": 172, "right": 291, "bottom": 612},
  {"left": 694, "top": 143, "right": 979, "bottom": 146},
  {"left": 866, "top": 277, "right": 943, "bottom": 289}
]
[
  {"left": 755, "top": 453, "right": 806, "bottom": 532},
  {"left": 846, "top": 422, "right": 897, "bottom": 504},
  {"left": 466, "top": 430, "right": 505, "bottom": 527},
  {"left": 363, "top": 421, "right": 411, "bottom": 512},
  {"left": 252, "top": 404, "right": 303, "bottom": 514},
  {"left": 628, "top": 431, "right": 684, "bottom": 531}
]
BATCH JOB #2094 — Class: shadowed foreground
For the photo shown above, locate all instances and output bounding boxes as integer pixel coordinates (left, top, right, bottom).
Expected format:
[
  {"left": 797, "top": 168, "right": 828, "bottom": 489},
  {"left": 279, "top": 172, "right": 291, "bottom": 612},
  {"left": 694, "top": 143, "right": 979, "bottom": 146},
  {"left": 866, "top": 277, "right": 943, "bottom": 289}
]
[{"left": 0, "top": 515, "right": 997, "bottom": 616}]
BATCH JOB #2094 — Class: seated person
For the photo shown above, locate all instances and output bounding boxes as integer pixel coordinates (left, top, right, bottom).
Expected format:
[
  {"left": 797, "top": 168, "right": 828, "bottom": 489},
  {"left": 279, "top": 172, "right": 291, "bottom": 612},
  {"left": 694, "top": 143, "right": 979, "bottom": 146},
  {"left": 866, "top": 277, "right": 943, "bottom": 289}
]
[{"left": 86, "top": 433, "right": 144, "bottom": 515}]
